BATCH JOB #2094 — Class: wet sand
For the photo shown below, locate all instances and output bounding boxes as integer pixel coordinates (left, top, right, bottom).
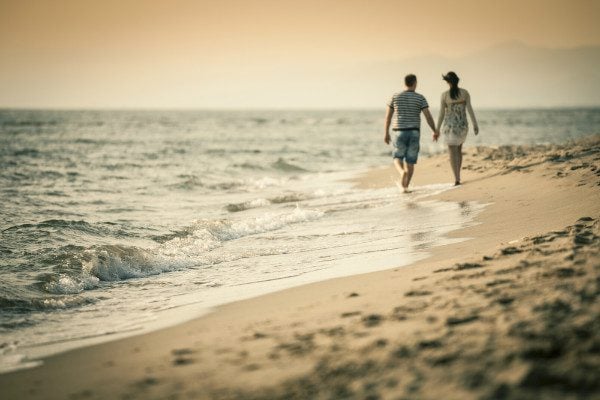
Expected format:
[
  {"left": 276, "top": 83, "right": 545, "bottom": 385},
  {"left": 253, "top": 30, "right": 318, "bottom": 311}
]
[{"left": 1, "top": 136, "right": 599, "bottom": 400}]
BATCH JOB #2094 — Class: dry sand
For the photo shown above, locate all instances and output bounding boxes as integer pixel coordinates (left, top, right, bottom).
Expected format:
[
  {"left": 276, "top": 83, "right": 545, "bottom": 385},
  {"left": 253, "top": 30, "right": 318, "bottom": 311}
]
[{"left": 1, "top": 136, "right": 599, "bottom": 400}]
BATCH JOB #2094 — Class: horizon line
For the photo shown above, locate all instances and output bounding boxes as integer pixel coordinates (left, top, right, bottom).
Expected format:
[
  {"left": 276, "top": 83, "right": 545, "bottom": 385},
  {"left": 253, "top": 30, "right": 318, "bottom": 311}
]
[{"left": 1, "top": 105, "right": 600, "bottom": 112}]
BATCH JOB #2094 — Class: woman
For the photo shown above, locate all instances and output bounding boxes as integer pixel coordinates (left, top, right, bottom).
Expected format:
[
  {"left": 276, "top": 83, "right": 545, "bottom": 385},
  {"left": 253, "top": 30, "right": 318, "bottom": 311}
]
[{"left": 435, "top": 71, "right": 479, "bottom": 185}]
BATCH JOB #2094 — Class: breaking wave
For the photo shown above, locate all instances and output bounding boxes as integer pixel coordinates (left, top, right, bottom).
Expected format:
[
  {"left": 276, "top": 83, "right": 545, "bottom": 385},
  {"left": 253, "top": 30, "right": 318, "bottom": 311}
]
[{"left": 29, "top": 207, "right": 324, "bottom": 297}]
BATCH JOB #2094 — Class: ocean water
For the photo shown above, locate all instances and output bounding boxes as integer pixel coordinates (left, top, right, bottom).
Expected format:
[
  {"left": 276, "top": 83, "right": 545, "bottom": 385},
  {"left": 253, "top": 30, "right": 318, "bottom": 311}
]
[{"left": 0, "top": 108, "right": 598, "bottom": 372}]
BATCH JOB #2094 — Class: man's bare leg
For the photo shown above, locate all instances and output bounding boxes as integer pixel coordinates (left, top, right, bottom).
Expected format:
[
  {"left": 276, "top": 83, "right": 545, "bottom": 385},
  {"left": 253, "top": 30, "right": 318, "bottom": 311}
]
[
  {"left": 393, "top": 158, "right": 406, "bottom": 188},
  {"left": 393, "top": 158, "right": 413, "bottom": 192},
  {"left": 404, "top": 163, "right": 415, "bottom": 192}
]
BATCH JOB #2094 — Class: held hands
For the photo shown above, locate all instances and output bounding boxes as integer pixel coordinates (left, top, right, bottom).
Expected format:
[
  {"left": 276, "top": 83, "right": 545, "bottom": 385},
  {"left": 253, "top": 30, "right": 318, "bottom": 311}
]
[{"left": 433, "top": 130, "right": 440, "bottom": 142}]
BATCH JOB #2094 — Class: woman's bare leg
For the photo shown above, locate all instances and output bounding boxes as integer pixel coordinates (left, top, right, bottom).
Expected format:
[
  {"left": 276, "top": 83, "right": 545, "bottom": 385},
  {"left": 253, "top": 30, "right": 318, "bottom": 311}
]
[
  {"left": 448, "top": 145, "right": 460, "bottom": 184},
  {"left": 457, "top": 144, "right": 463, "bottom": 184}
]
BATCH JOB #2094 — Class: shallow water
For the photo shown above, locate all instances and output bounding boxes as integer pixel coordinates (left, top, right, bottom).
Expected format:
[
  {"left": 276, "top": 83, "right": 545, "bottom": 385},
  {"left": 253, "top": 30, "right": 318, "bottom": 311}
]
[{"left": 0, "top": 108, "right": 598, "bottom": 372}]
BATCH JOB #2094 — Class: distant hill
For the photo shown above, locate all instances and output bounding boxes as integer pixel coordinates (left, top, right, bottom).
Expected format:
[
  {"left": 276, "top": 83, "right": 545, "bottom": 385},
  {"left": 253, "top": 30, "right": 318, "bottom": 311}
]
[{"left": 330, "top": 41, "right": 600, "bottom": 108}]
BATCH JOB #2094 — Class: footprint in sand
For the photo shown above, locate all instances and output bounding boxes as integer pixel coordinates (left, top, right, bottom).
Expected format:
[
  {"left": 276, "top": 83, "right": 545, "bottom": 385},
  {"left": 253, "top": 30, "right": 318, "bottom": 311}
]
[
  {"left": 136, "top": 376, "right": 160, "bottom": 388},
  {"left": 341, "top": 311, "right": 361, "bottom": 318},
  {"left": 320, "top": 326, "right": 345, "bottom": 337},
  {"left": 277, "top": 337, "right": 315, "bottom": 356},
  {"left": 171, "top": 348, "right": 196, "bottom": 366},
  {"left": 404, "top": 290, "right": 432, "bottom": 297},
  {"left": 243, "top": 363, "right": 261, "bottom": 372},
  {"left": 494, "top": 295, "right": 515, "bottom": 306},
  {"left": 434, "top": 262, "right": 485, "bottom": 273},
  {"left": 362, "top": 314, "right": 384, "bottom": 327},
  {"left": 418, "top": 338, "right": 444, "bottom": 349},
  {"left": 393, "top": 300, "right": 429, "bottom": 315},
  {"left": 501, "top": 246, "right": 524, "bottom": 255},
  {"left": 485, "top": 279, "right": 514, "bottom": 287},
  {"left": 446, "top": 314, "right": 479, "bottom": 326}
]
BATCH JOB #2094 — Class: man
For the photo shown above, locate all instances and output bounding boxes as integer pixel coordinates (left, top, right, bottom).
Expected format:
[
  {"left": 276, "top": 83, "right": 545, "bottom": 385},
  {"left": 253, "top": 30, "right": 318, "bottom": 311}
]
[{"left": 384, "top": 74, "right": 438, "bottom": 193}]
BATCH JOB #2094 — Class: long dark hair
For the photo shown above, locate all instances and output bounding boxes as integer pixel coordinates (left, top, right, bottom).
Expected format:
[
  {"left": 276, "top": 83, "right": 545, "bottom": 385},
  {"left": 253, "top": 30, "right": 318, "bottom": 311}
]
[{"left": 443, "top": 72, "right": 460, "bottom": 100}]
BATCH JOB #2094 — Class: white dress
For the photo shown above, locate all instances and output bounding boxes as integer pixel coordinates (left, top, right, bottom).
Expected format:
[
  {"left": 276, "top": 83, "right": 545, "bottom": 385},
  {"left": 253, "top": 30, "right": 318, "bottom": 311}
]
[{"left": 437, "top": 88, "right": 477, "bottom": 146}]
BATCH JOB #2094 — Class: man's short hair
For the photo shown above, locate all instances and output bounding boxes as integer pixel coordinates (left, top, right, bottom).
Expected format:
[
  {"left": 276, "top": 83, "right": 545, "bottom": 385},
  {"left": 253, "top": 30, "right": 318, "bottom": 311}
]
[{"left": 405, "top": 74, "right": 417, "bottom": 87}]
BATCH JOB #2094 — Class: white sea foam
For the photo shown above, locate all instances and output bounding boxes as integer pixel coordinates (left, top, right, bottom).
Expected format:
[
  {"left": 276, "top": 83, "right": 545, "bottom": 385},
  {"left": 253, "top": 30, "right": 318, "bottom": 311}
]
[
  {"left": 249, "top": 198, "right": 271, "bottom": 208},
  {"left": 48, "top": 207, "right": 326, "bottom": 287},
  {"left": 82, "top": 245, "right": 171, "bottom": 281},
  {"left": 248, "top": 176, "right": 290, "bottom": 189},
  {"left": 44, "top": 274, "right": 99, "bottom": 295},
  {"left": 207, "top": 207, "right": 324, "bottom": 241},
  {"left": 159, "top": 206, "right": 324, "bottom": 257}
]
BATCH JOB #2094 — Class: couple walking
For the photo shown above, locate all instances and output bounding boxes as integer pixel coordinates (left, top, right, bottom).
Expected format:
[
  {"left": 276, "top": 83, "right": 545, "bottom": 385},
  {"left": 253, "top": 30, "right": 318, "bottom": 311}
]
[{"left": 384, "top": 72, "right": 478, "bottom": 192}]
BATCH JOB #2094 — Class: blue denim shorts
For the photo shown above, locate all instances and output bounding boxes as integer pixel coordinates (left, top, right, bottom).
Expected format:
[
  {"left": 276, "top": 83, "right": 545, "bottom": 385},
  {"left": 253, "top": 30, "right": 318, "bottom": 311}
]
[{"left": 392, "top": 129, "right": 420, "bottom": 164}]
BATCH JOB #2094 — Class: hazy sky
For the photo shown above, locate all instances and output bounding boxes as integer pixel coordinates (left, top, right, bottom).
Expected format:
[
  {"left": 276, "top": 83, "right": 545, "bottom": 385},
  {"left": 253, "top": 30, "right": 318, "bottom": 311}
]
[{"left": 1, "top": 0, "right": 599, "bottom": 108}]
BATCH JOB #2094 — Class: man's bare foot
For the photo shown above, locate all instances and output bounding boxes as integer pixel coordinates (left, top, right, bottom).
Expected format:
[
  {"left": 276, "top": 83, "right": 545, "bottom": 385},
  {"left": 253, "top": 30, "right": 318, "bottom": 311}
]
[
  {"left": 395, "top": 180, "right": 410, "bottom": 193},
  {"left": 395, "top": 180, "right": 403, "bottom": 191},
  {"left": 454, "top": 181, "right": 461, "bottom": 186},
  {"left": 402, "top": 170, "right": 409, "bottom": 188}
]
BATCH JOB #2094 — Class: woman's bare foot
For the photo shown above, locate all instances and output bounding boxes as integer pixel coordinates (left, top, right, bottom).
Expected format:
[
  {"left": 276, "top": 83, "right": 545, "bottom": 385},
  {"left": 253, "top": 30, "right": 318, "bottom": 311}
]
[{"left": 454, "top": 181, "right": 461, "bottom": 186}]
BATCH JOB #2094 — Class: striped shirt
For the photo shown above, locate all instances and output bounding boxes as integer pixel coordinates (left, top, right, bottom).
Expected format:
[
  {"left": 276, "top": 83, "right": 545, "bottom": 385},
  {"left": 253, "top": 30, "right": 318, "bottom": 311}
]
[{"left": 387, "top": 91, "right": 429, "bottom": 130}]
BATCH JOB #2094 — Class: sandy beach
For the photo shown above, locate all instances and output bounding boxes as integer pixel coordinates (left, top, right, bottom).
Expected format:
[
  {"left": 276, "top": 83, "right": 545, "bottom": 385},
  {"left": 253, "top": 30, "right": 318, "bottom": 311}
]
[{"left": 1, "top": 136, "right": 599, "bottom": 400}]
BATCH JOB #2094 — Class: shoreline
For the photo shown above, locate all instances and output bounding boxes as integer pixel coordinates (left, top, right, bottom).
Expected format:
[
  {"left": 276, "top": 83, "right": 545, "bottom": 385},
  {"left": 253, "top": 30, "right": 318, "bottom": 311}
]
[
  {"left": 1, "top": 137, "right": 599, "bottom": 399},
  {"left": 0, "top": 168, "right": 480, "bottom": 374}
]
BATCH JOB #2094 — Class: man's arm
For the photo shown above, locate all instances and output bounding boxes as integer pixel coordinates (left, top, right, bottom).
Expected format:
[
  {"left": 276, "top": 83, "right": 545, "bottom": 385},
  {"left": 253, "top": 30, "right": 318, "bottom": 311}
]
[
  {"left": 421, "top": 107, "right": 438, "bottom": 140},
  {"left": 384, "top": 105, "right": 393, "bottom": 144}
]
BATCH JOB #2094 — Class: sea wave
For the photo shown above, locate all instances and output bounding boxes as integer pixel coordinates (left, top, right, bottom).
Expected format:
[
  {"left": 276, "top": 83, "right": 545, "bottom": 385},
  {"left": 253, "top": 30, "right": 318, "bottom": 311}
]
[
  {"left": 225, "top": 193, "right": 308, "bottom": 212},
  {"left": 232, "top": 162, "right": 266, "bottom": 170},
  {"left": 1, "top": 219, "right": 139, "bottom": 241},
  {"left": 225, "top": 198, "right": 271, "bottom": 212},
  {"left": 269, "top": 193, "right": 308, "bottom": 204},
  {"left": 271, "top": 158, "right": 308, "bottom": 172},
  {"left": 10, "top": 148, "right": 41, "bottom": 157},
  {"left": 82, "top": 245, "right": 174, "bottom": 282},
  {"left": 161, "top": 206, "right": 324, "bottom": 255},
  {"left": 0, "top": 291, "right": 96, "bottom": 312},
  {"left": 24, "top": 207, "right": 325, "bottom": 298}
]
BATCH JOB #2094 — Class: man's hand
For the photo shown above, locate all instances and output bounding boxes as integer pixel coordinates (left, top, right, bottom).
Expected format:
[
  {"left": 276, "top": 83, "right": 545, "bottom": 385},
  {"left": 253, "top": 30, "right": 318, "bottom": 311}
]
[
  {"left": 433, "top": 130, "right": 440, "bottom": 142},
  {"left": 384, "top": 106, "right": 394, "bottom": 144},
  {"left": 474, "top": 125, "right": 479, "bottom": 135}
]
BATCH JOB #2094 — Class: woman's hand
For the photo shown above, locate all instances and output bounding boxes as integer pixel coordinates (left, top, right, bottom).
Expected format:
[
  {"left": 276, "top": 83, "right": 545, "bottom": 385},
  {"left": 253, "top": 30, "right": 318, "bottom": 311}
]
[{"left": 474, "top": 125, "right": 479, "bottom": 135}]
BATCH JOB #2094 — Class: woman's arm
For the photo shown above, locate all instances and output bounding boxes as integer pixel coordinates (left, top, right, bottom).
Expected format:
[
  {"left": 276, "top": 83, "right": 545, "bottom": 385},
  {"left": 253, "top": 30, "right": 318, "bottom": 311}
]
[
  {"left": 465, "top": 90, "right": 479, "bottom": 135},
  {"left": 436, "top": 92, "right": 446, "bottom": 131}
]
